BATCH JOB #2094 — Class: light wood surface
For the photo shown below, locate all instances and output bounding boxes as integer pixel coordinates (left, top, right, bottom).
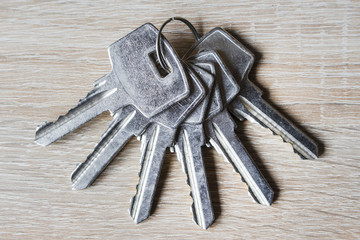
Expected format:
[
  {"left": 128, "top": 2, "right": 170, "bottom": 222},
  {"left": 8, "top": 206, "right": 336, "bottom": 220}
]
[{"left": 1, "top": 1, "right": 359, "bottom": 239}]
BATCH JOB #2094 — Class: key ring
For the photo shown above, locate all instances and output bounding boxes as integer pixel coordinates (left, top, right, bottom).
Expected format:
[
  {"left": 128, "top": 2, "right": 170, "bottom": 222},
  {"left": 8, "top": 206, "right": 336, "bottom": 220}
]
[{"left": 156, "top": 17, "right": 200, "bottom": 73}]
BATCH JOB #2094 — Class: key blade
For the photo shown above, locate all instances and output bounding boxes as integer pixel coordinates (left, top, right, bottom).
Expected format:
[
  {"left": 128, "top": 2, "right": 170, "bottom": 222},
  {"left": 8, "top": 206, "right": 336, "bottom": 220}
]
[
  {"left": 175, "top": 125, "right": 214, "bottom": 229},
  {"left": 71, "top": 108, "right": 137, "bottom": 190},
  {"left": 230, "top": 80, "right": 318, "bottom": 160},
  {"left": 130, "top": 125, "right": 175, "bottom": 224},
  {"left": 35, "top": 87, "right": 117, "bottom": 146},
  {"left": 206, "top": 111, "right": 274, "bottom": 206},
  {"left": 185, "top": 28, "right": 318, "bottom": 159}
]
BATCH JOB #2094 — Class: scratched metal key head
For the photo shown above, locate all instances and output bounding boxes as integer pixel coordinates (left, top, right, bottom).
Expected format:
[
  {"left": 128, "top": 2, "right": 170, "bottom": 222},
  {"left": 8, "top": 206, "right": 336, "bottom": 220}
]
[
  {"left": 184, "top": 27, "right": 254, "bottom": 83},
  {"left": 150, "top": 66, "right": 207, "bottom": 129},
  {"left": 70, "top": 63, "right": 207, "bottom": 191},
  {"left": 184, "top": 46, "right": 274, "bottom": 207},
  {"left": 187, "top": 50, "right": 240, "bottom": 108},
  {"left": 185, "top": 27, "right": 319, "bottom": 159},
  {"left": 173, "top": 62, "right": 217, "bottom": 229},
  {"left": 108, "top": 23, "right": 190, "bottom": 118},
  {"left": 34, "top": 23, "right": 191, "bottom": 147},
  {"left": 189, "top": 62, "right": 223, "bottom": 119},
  {"left": 129, "top": 64, "right": 209, "bottom": 225},
  {"left": 182, "top": 63, "right": 215, "bottom": 124}
]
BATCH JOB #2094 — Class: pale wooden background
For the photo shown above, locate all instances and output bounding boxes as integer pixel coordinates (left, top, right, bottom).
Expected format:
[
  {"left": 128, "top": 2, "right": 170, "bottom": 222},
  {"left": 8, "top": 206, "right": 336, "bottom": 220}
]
[{"left": 1, "top": 0, "right": 359, "bottom": 239}]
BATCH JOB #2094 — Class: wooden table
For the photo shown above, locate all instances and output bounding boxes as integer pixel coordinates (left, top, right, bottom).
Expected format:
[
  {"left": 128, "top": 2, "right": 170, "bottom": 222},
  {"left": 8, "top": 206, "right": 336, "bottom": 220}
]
[{"left": 1, "top": 1, "right": 359, "bottom": 239}]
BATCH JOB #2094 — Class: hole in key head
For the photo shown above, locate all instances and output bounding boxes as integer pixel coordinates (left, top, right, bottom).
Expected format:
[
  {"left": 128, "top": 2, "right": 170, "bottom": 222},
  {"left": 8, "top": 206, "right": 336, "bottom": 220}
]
[
  {"left": 148, "top": 51, "right": 170, "bottom": 78},
  {"left": 156, "top": 17, "right": 200, "bottom": 74}
]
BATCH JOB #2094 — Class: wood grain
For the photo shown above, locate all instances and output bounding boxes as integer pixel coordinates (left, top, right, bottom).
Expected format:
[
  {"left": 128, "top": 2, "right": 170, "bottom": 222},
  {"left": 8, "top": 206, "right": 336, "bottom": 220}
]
[{"left": 1, "top": 0, "right": 359, "bottom": 239}]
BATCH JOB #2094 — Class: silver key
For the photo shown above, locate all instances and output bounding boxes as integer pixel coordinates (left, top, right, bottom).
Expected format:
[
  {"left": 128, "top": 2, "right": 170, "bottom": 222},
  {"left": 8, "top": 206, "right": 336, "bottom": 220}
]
[
  {"left": 185, "top": 27, "right": 318, "bottom": 160},
  {"left": 204, "top": 111, "right": 274, "bottom": 206},
  {"left": 129, "top": 66, "right": 214, "bottom": 224},
  {"left": 174, "top": 63, "right": 217, "bottom": 229},
  {"left": 35, "top": 23, "right": 189, "bottom": 146},
  {"left": 186, "top": 50, "right": 274, "bottom": 206},
  {"left": 71, "top": 67, "right": 206, "bottom": 191}
]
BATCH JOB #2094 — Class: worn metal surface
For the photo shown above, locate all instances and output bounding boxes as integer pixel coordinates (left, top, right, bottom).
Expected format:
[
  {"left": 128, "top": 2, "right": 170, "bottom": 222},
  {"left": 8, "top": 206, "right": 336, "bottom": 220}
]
[
  {"left": 174, "top": 63, "right": 216, "bottom": 229},
  {"left": 205, "top": 110, "right": 274, "bottom": 206},
  {"left": 175, "top": 124, "right": 214, "bottom": 229},
  {"left": 129, "top": 66, "right": 208, "bottom": 224},
  {"left": 189, "top": 50, "right": 274, "bottom": 206},
  {"left": 187, "top": 50, "right": 239, "bottom": 118},
  {"left": 185, "top": 28, "right": 318, "bottom": 160},
  {"left": 35, "top": 23, "right": 189, "bottom": 146},
  {"left": 183, "top": 64, "right": 215, "bottom": 124},
  {"left": 71, "top": 66, "right": 205, "bottom": 191},
  {"left": 2, "top": 1, "right": 360, "bottom": 238}
]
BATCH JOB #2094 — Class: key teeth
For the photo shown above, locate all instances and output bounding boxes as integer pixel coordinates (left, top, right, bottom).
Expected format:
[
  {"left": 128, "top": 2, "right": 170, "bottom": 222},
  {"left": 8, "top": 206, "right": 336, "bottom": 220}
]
[
  {"left": 187, "top": 171, "right": 200, "bottom": 228},
  {"left": 129, "top": 195, "right": 151, "bottom": 224},
  {"left": 237, "top": 99, "right": 319, "bottom": 159},
  {"left": 35, "top": 121, "right": 51, "bottom": 132},
  {"left": 255, "top": 118, "right": 318, "bottom": 160},
  {"left": 130, "top": 144, "right": 149, "bottom": 224},
  {"left": 248, "top": 188, "right": 260, "bottom": 205},
  {"left": 34, "top": 122, "right": 54, "bottom": 146},
  {"left": 239, "top": 177, "right": 273, "bottom": 206},
  {"left": 190, "top": 204, "right": 213, "bottom": 229},
  {"left": 240, "top": 176, "right": 245, "bottom": 183},
  {"left": 186, "top": 171, "right": 214, "bottom": 230},
  {"left": 281, "top": 133, "right": 317, "bottom": 159},
  {"left": 34, "top": 106, "right": 82, "bottom": 146},
  {"left": 78, "top": 85, "right": 104, "bottom": 105},
  {"left": 190, "top": 194, "right": 211, "bottom": 230}
]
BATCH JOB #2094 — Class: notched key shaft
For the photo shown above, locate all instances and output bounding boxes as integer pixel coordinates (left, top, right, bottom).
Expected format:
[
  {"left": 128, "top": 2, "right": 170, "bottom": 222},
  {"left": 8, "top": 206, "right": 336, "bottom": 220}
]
[
  {"left": 129, "top": 66, "right": 210, "bottom": 224},
  {"left": 35, "top": 83, "right": 116, "bottom": 146},
  {"left": 35, "top": 23, "right": 190, "bottom": 147},
  {"left": 230, "top": 80, "right": 318, "bottom": 159},
  {"left": 206, "top": 111, "right": 274, "bottom": 206},
  {"left": 71, "top": 108, "right": 139, "bottom": 190},
  {"left": 173, "top": 63, "right": 216, "bottom": 229},
  {"left": 130, "top": 124, "right": 175, "bottom": 224},
  {"left": 185, "top": 27, "right": 319, "bottom": 160},
  {"left": 175, "top": 125, "right": 214, "bottom": 229}
]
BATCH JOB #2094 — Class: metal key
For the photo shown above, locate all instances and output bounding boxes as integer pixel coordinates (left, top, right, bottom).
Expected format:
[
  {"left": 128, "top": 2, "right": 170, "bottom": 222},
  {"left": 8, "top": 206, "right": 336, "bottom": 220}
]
[
  {"left": 174, "top": 63, "right": 218, "bottom": 229},
  {"left": 71, "top": 66, "right": 207, "bottom": 190},
  {"left": 35, "top": 23, "right": 189, "bottom": 146},
  {"left": 184, "top": 27, "right": 318, "bottom": 160},
  {"left": 172, "top": 50, "right": 273, "bottom": 230},
  {"left": 185, "top": 50, "right": 274, "bottom": 206},
  {"left": 129, "top": 66, "right": 215, "bottom": 224}
]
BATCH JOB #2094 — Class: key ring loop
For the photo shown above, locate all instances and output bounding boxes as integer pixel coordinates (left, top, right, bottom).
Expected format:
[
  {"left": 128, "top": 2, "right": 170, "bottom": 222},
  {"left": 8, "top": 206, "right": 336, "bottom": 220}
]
[{"left": 156, "top": 17, "right": 199, "bottom": 73}]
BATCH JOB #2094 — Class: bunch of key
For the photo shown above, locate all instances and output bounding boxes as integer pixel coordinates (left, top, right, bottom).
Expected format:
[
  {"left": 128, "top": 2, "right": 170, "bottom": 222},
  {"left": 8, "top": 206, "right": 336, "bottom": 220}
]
[{"left": 35, "top": 17, "right": 318, "bottom": 229}]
